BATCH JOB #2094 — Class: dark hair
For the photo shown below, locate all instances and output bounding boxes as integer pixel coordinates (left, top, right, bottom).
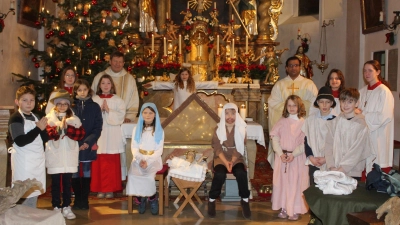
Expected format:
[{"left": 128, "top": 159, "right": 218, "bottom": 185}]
[
  {"left": 141, "top": 106, "right": 156, "bottom": 135},
  {"left": 174, "top": 68, "right": 195, "bottom": 93},
  {"left": 285, "top": 56, "right": 302, "bottom": 67},
  {"left": 325, "top": 69, "right": 345, "bottom": 92},
  {"left": 54, "top": 104, "right": 73, "bottom": 118},
  {"left": 16, "top": 86, "right": 36, "bottom": 100},
  {"left": 339, "top": 88, "right": 360, "bottom": 101},
  {"left": 96, "top": 74, "right": 117, "bottom": 95},
  {"left": 73, "top": 79, "right": 93, "bottom": 98},
  {"left": 110, "top": 51, "right": 124, "bottom": 60},
  {"left": 59, "top": 66, "right": 76, "bottom": 89},
  {"left": 363, "top": 60, "right": 390, "bottom": 89},
  {"left": 282, "top": 95, "right": 306, "bottom": 118}
]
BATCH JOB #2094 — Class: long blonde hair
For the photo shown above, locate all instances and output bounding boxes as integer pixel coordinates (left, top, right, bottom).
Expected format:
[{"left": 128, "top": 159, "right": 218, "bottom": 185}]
[{"left": 282, "top": 95, "right": 306, "bottom": 118}]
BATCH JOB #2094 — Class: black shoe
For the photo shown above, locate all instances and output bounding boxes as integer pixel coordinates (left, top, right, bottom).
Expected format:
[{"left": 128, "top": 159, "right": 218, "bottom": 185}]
[
  {"left": 241, "top": 199, "right": 251, "bottom": 219},
  {"left": 207, "top": 201, "right": 216, "bottom": 218}
]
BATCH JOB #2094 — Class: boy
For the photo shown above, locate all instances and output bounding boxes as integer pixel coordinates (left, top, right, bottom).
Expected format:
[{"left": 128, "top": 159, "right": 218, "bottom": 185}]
[
  {"left": 303, "top": 86, "right": 337, "bottom": 185},
  {"left": 8, "top": 86, "right": 49, "bottom": 208},
  {"left": 325, "top": 88, "right": 374, "bottom": 180},
  {"left": 207, "top": 103, "right": 251, "bottom": 219}
]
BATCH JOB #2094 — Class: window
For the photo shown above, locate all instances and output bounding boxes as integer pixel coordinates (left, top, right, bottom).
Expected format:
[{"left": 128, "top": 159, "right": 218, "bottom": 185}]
[
  {"left": 373, "top": 51, "right": 386, "bottom": 79},
  {"left": 298, "top": 0, "right": 319, "bottom": 16}
]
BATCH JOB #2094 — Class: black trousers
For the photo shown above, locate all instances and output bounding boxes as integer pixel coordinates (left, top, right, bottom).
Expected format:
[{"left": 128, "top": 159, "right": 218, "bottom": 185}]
[
  {"left": 51, "top": 173, "right": 73, "bottom": 208},
  {"left": 209, "top": 163, "right": 250, "bottom": 199},
  {"left": 309, "top": 165, "right": 320, "bottom": 186}
]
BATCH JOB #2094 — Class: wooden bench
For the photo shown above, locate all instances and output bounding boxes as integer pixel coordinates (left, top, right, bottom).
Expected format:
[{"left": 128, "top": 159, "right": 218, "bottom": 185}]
[{"left": 347, "top": 210, "right": 385, "bottom": 225}]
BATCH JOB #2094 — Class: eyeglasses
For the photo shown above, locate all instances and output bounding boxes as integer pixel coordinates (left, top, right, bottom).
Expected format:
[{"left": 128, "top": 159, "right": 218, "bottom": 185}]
[
  {"left": 287, "top": 64, "right": 300, "bottom": 68},
  {"left": 56, "top": 103, "right": 69, "bottom": 107}
]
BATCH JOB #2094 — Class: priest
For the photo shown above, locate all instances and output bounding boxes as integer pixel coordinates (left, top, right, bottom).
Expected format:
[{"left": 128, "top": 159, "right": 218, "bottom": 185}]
[{"left": 267, "top": 56, "right": 318, "bottom": 167}]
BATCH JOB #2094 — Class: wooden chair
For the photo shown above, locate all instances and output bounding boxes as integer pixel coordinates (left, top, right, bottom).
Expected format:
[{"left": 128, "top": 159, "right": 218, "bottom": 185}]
[{"left": 127, "top": 165, "right": 169, "bottom": 215}]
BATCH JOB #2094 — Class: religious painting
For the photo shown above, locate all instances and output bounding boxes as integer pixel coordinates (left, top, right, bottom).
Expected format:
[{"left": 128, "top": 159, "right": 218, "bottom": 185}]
[
  {"left": 18, "top": 0, "right": 42, "bottom": 28},
  {"left": 360, "top": 0, "right": 384, "bottom": 34}
]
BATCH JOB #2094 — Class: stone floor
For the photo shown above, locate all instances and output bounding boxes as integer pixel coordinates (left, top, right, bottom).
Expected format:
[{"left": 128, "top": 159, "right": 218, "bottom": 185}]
[{"left": 37, "top": 198, "right": 310, "bottom": 225}]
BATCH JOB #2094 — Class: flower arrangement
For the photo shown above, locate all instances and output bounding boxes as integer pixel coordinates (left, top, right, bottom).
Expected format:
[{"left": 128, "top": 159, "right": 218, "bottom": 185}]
[
  {"left": 248, "top": 64, "right": 267, "bottom": 80},
  {"left": 131, "top": 61, "right": 149, "bottom": 78},
  {"left": 152, "top": 62, "right": 181, "bottom": 76},
  {"left": 218, "top": 62, "right": 248, "bottom": 77}
]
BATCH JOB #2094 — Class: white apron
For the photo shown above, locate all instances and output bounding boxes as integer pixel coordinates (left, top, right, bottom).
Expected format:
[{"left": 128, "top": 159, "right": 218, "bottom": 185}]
[{"left": 8, "top": 110, "right": 46, "bottom": 198}]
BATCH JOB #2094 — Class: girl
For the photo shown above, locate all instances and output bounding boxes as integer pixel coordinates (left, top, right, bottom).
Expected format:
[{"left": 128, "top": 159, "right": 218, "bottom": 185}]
[
  {"left": 144, "top": 68, "right": 220, "bottom": 110},
  {"left": 357, "top": 60, "right": 394, "bottom": 173},
  {"left": 46, "top": 66, "right": 77, "bottom": 113},
  {"left": 270, "top": 95, "right": 309, "bottom": 221},
  {"left": 324, "top": 69, "right": 345, "bottom": 116},
  {"left": 45, "top": 89, "right": 85, "bottom": 219},
  {"left": 126, "top": 103, "right": 164, "bottom": 215},
  {"left": 91, "top": 74, "right": 126, "bottom": 198},
  {"left": 71, "top": 79, "right": 103, "bottom": 210}
]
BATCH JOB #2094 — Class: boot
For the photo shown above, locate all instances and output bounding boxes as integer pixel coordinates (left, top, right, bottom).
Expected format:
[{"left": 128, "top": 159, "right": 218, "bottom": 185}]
[
  {"left": 71, "top": 178, "right": 82, "bottom": 210},
  {"left": 207, "top": 201, "right": 216, "bottom": 218},
  {"left": 81, "top": 178, "right": 91, "bottom": 210}
]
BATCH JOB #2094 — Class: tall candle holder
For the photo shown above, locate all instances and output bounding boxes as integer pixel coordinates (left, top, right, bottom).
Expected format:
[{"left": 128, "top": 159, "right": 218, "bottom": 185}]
[
  {"left": 241, "top": 53, "right": 253, "bottom": 84},
  {"left": 213, "top": 54, "right": 222, "bottom": 81},
  {"left": 178, "top": 54, "right": 183, "bottom": 68},
  {"left": 147, "top": 52, "right": 157, "bottom": 81},
  {"left": 228, "top": 58, "right": 238, "bottom": 83},
  {"left": 160, "top": 56, "right": 170, "bottom": 81}
]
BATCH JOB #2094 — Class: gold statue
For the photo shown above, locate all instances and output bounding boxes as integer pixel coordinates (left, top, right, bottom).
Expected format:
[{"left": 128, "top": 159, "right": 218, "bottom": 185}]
[
  {"left": 163, "top": 20, "right": 180, "bottom": 40},
  {"left": 180, "top": 10, "right": 193, "bottom": 25},
  {"left": 219, "top": 23, "right": 241, "bottom": 42},
  {"left": 295, "top": 46, "right": 313, "bottom": 79}
]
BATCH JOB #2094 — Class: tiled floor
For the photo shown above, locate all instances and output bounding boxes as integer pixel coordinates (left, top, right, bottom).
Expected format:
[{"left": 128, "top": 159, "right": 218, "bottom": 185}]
[{"left": 38, "top": 198, "right": 310, "bottom": 225}]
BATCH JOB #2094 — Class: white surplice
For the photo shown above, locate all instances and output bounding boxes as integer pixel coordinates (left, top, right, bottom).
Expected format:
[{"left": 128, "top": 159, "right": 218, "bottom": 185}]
[{"left": 359, "top": 84, "right": 394, "bottom": 168}]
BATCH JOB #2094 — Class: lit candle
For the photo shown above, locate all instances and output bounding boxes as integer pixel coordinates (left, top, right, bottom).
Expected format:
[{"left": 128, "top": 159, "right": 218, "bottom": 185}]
[
  {"left": 379, "top": 11, "right": 383, "bottom": 22},
  {"left": 74, "top": 6, "right": 76, "bottom": 11},
  {"left": 56, "top": 26, "right": 59, "bottom": 31},
  {"left": 240, "top": 104, "right": 246, "bottom": 119},
  {"left": 232, "top": 39, "right": 235, "bottom": 58},
  {"left": 32, "top": 41, "right": 35, "bottom": 46},
  {"left": 129, "top": 22, "right": 132, "bottom": 27},
  {"left": 68, "top": 29, "right": 71, "bottom": 34},
  {"left": 166, "top": 12, "right": 169, "bottom": 19},
  {"left": 28, "top": 71, "right": 31, "bottom": 77},
  {"left": 214, "top": 2, "right": 216, "bottom": 9},
  {"left": 321, "top": 54, "right": 326, "bottom": 63},
  {"left": 218, "top": 104, "right": 223, "bottom": 117},
  {"left": 114, "top": 31, "right": 117, "bottom": 36},
  {"left": 42, "top": 7, "right": 44, "bottom": 12},
  {"left": 163, "top": 37, "right": 167, "bottom": 56},
  {"left": 79, "top": 18, "right": 82, "bottom": 23},
  {"left": 187, "top": 1, "right": 189, "bottom": 9},
  {"left": 102, "top": 18, "right": 105, "bottom": 23},
  {"left": 42, "top": 79, "right": 44, "bottom": 84},
  {"left": 54, "top": 86, "right": 57, "bottom": 90},
  {"left": 10, "top": 1, "right": 15, "bottom": 9},
  {"left": 74, "top": 66, "right": 77, "bottom": 71},
  {"left": 298, "top": 28, "right": 301, "bottom": 36},
  {"left": 50, "top": 53, "right": 52, "bottom": 58},
  {"left": 232, "top": 14, "right": 234, "bottom": 21},
  {"left": 151, "top": 34, "right": 154, "bottom": 53},
  {"left": 84, "top": 34, "right": 87, "bottom": 39},
  {"left": 217, "top": 35, "right": 219, "bottom": 55},
  {"left": 245, "top": 35, "right": 248, "bottom": 54},
  {"left": 95, "top": 55, "right": 98, "bottom": 60},
  {"left": 179, "top": 34, "right": 182, "bottom": 54}
]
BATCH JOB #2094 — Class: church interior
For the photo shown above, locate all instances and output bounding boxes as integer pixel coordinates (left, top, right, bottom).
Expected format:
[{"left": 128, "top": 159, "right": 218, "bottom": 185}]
[{"left": 1, "top": 0, "right": 400, "bottom": 224}]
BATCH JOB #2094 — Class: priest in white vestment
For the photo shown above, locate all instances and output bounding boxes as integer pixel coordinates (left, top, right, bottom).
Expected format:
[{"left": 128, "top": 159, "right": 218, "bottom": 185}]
[{"left": 267, "top": 56, "right": 318, "bottom": 167}]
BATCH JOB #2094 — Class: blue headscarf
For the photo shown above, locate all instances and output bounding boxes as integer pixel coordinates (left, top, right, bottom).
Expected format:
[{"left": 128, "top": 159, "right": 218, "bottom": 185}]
[{"left": 134, "top": 103, "right": 163, "bottom": 144}]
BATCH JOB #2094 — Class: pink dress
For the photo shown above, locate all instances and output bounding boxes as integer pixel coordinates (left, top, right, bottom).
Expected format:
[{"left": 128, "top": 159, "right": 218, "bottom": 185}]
[{"left": 270, "top": 117, "right": 309, "bottom": 217}]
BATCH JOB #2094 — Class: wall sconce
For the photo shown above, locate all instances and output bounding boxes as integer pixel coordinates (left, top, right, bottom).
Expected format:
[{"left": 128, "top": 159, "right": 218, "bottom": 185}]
[
  {"left": 0, "top": 1, "right": 16, "bottom": 20},
  {"left": 384, "top": 11, "right": 400, "bottom": 31}
]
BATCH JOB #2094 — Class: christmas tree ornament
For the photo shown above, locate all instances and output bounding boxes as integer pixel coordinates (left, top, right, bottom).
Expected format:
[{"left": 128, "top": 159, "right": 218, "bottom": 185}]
[
  {"left": 111, "top": 20, "right": 119, "bottom": 27},
  {"left": 121, "top": 2, "right": 127, "bottom": 7},
  {"left": 35, "top": 21, "right": 41, "bottom": 27},
  {"left": 86, "top": 42, "right": 93, "bottom": 47},
  {"left": 90, "top": 59, "right": 96, "bottom": 65},
  {"left": 82, "top": 11, "right": 89, "bottom": 16},
  {"left": 127, "top": 66, "right": 132, "bottom": 72},
  {"left": 144, "top": 91, "right": 149, "bottom": 96},
  {"left": 112, "top": 6, "right": 118, "bottom": 12},
  {"left": 108, "top": 39, "right": 116, "bottom": 46},
  {"left": 31, "top": 57, "right": 37, "bottom": 62},
  {"left": 118, "top": 30, "right": 123, "bottom": 35},
  {"left": 59, "top": 31, "right": 66, "bottom": 36},
  {"left": 101, "top": 10, "right": 107, "bottom": 18},
  {"left": 80, "top": 35, "right": 87, "bottom": 40},
  {"left": 49, "top": 30, "right": 54, "bottom": 36},
  {"left": 129, "top": 42, "right": 134, "bottom": 47},
  {"left": 35, "top": 63, "right": 40, "bottom": 68},
  {"left": 65, "top": 58, "right": 71, "bottom": 64},
  {"left": 45, "top": 34, "right": 51, "bottom": 39},
  {"left": 77, "top": 4, "right": 83, "bottom": 10},
  {"left": 92, "top": 0, "right": 98, "bottom": 5}
]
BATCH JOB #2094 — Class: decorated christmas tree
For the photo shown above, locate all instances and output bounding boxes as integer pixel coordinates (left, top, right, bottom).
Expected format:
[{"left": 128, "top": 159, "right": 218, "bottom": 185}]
[{"left": 13, "top": 0, "right": 141, "bottom": 112}]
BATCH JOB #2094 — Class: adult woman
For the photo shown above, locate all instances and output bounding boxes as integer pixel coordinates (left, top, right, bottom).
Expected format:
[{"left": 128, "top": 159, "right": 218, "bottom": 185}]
[
  {"left": 46, "top": 66, "right": 76, "bottom": 113},
  {"left": 357, "top": 60, "right": 394, "bottom": 173},
  {"left": 324, "top": 69, "right": 345, "bottom": 115}
]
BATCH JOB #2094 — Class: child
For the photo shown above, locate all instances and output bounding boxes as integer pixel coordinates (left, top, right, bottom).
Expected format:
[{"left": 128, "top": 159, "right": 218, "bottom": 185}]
[
  {"left": 144, "top": 68, "right": 220, "bottom": 110},
  {"left": 324, "top": 69, "right": 345, "bottom": 116},
  {"left": 325, "top": 88, "right": 374, "bottom": 180},
  {"left": 91, "top": 74, "right": 126, "bottom": 198},
  {"left": 8, "top": 86, "right": 49, "bottom": 208},
  {"left": 46, "top": 66, "right": 77, "bottom": 113},
  {"left": 207, "top": 103, "right": 251, "bottom": 219},
  {"left": 303, "top": 86, "right": 337, "bottom": 185},
  {"left": 45, "top": 90, "right": 85, "bottom": 219},
  {"left": 126, "top": 103, "right": 164, "bottom": 215},
  {"left": 270, "top": 95, "right": 309, "bottom": 221},
  {"left": 71, "top": 79, "right": 103, "bottom": 210}
]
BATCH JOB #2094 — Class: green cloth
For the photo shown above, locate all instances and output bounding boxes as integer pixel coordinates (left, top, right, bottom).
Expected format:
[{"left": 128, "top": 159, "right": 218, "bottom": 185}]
[{"left": 303, "top": 184, "right": 389, "bottom": 225}]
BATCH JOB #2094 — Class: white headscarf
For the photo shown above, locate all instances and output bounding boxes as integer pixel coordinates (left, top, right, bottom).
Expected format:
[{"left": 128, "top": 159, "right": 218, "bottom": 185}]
[{"left": 216, "top": 103, "right": 247, "bottom": 156}]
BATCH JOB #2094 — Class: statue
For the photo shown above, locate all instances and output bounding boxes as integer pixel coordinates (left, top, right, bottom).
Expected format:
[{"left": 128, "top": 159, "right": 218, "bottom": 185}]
[
  {"left": 219, "top": 23, "right": 241, "bottom": 42},
  {"left": 139, "top": 0, "right": 158, "bottom": 37},
  {"left": 238, "top": 0, "right": 258, "bottom": 35},
  {"left": 209, "top": 9, "right": 219, "bottom": 26},
  {"left": 163, "top": 20, "right": 180, "bottom": 40},
  {"left": 254, "top": 45, "right": 288, "bottom": 66},
  {"left": 180, "top": 10, "right": 193, "bottom": 25},
  {"left": 295, "top": 46, "right": 314, "bottom": 79}
]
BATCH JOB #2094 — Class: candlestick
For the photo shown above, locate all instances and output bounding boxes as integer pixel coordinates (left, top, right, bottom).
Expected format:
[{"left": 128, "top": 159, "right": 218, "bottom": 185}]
[
  {"left": 163, "top": 37, "right": 167, "bottom": 56},
  {"left": 179, "top": 34, "right": 182, "bottom": 54},
  {"left": 232, "top": 39, "right": 235, "bottom": 58},
  {"left": 240, "top": 104, "right": 246, "bottom": 119},
  {"left": 151, "top": 34, "right": 154, "bottom": 53},
  {"left": 245, "top": 35, "right": 248, "bottom": 54},
  {"left": 217, "top": 35, "right": 219, "bottom": 55}
]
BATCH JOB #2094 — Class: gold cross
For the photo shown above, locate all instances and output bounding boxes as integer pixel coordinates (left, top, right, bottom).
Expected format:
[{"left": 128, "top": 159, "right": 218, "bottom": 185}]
[{"left": 287, "top": 83, "right": 299, "bottom": 94}]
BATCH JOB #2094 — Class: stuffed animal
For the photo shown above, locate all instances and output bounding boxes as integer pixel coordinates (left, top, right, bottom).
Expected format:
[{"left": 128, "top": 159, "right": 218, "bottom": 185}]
[{"left": 376, "top": 196, "right": 400, "bottom": 225}]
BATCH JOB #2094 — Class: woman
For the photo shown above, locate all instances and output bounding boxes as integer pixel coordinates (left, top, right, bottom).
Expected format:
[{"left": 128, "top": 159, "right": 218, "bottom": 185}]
[
  {"left": 46, "top": 66, "right": 77, "bottom": 113},
  {"left": 357, "top": 60, "right": 394, "bottom": 173},
  {"left": 324, "top": 69, "right": 345, "bottom": 115}
]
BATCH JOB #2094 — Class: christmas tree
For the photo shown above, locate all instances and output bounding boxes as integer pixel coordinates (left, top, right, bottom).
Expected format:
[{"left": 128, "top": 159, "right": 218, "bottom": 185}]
[{"left": 13, "top": 0, "right": 141, "bottom": 112}]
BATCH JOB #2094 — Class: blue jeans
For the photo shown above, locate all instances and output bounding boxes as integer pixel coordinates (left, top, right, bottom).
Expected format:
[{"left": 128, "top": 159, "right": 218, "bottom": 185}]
[{"left": 72, "top": 162, "right": 92, "bottom": 178}]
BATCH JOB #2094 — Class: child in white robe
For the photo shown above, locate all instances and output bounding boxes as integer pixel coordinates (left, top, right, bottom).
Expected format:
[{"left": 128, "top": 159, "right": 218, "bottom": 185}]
[{"left": 126, "top": 103, "right": 164, "bottom": 215}]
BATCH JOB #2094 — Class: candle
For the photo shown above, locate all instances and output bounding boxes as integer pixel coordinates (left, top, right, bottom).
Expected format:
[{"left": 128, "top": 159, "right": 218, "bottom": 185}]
[
  {"left": 199, "top": 45, "right": 202, "bottom": 57},
  {"left": 42, "top": 79, "right": 44, "bottom": 84},
  {"left": 218, "top": 104, "right": 223, "bottom": 117},
  {"left": 163, "top": 37, "right": 167, "bottom": 56},
  {"left": 187, "top": 1, "right": 189, "bottom": 9},
  {"left": 84, "top": 34, "right": 87, "bottom": 39},
  {"left": 298, "top": 28, "right": 301, "bottom": 36},
  {"left": 245, "top": 35, "right": 248, "bottom": 54},
  {"left": 179, "top": 34, "right": 182, "bottom": 54},
  {"left": 232, "top": 39, "right": 235, "bottom": 58},
  {"left": 379, "top": 11, "right": 383, "bottom": 22},
  {"left": 129, "top": 22, "right": 132, "bottom": 27},
  {"left": 32, "top": 41, "right": 35, "bottom": 46},
  {"left": 232, "top": 14, "right": 234, "bottom": 21},
  {"left": 74, "top": 6, "right": 76, "bottom": 11},
  {"left": 10, "top": 0, "right": 15, "bottom": 9},
  {"left": 214, "top": 2, "right": 216, "bottom": 9},
  {"left": 74, "top": 66, "right": 77, "bottom": 71},
  {"left": 54, "top": 86, "right": 57, "bottom": 90},
  {"left": 79, "top": 18, "right": 82, "bottom": 23},
  {"left": 68, "top": 29, "right": 72, "bottom": 34},
  {"left": 50, "top": 53, "right": 52, "bottom": 58},
  {"left": 217, "top": 35, "right": 219, "bottom": 55},
  {"left": 42, "top": 7, "right": 44, "bottom": 12},
  {"left": 166, "top": 12, "right": 169, "bottom": 19},
  {"left": 114, "top": 31, "right": 117, "bottom": 36},
  {"left": 151, "top": 34, "right": 154, "bottom": 53},
  {"left": 321, "top": 54, "right": 326, "bottom": 63},
  {"left": 28, "top": 71, "right": 31, "bottom": 77},
  {"left": 240, "top": 104, "right": 246, "bottom": 119},
  {"left": 95, "top": 55, "right": 98, "bottom": 60}
]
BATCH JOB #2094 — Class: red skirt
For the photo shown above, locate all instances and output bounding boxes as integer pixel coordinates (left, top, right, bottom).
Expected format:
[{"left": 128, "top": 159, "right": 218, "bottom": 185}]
[{"left": 91, "top": 154, "right": 122, "bottom": 192}]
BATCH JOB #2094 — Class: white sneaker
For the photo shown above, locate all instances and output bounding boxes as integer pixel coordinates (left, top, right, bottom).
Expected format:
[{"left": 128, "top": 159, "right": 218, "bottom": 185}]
[
  {"left": 53, "top": 207, "right": 62, "bottom": 212},
  {"left": 62, "top": 206, "right": 76, "bottom": 220}
]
